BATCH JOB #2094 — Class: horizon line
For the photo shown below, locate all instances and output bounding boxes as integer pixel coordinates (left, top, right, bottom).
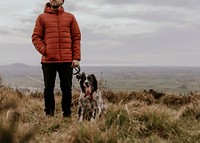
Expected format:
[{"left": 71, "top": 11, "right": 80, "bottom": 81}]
[{"left": 1, "top": 63, "right": 200, "bottom": 67}]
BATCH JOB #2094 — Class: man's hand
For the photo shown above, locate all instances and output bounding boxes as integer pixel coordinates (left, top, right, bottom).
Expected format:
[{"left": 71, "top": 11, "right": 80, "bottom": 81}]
[{"left": 71, "top": 60, "right": 80, "bottom": 68}]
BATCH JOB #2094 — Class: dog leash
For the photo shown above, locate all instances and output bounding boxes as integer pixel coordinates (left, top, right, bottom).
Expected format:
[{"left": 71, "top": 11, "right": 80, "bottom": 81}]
[
  {"left": 73, "top": 65, "right": 81, "bottom": 75},
  {"left": 73, "top": 65, "right": 82, "bottom": 80}
]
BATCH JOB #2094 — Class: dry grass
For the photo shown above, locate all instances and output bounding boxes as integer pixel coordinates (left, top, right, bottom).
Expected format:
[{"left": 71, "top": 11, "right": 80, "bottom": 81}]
[{"left": 0, "top": 87, "right": 200, "bottom": 143}]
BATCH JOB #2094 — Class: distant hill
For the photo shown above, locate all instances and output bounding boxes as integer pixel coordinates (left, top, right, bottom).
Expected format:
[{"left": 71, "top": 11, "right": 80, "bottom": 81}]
[
  {"left": 0, "top": 63, "right": 41, "bottom": 75},
  {"left": 0, "top": 63, "right": 30, "bottom": 68}
]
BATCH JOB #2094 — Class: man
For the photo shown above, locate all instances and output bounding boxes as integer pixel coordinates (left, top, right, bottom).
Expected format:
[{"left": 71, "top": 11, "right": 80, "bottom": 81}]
[{"left": 32, "top": 0, "right": 81, "bottom": 118}]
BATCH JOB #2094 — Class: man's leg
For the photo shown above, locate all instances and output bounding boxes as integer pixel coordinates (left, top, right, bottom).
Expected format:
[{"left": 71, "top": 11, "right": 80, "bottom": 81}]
[
  {"left": 57, "top": 63, "right": 72, "bottom": 117},
  {"left": 42, "top": 63, "right": 57, "bottom": 116}
]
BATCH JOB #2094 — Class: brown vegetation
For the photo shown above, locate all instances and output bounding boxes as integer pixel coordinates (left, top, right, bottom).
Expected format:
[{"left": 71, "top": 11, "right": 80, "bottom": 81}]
[{"left": 0, "top": 87, "right": 200, "bottom": 143}]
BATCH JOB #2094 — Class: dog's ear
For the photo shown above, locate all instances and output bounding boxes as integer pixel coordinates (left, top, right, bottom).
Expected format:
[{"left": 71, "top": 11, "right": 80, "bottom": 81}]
[
  {"left": 76, "top": 72, "right": 85, "bottom": 81},
  {"left": 81, "top": 72, "right": 85, "bottom": 76},
  {"left": 46, "top": 2, "right": 51, "bottom": 7},
  {"left": 76, "top": 73, "right": 82, "bottom": 81},
  {"left": 80, "top": 72, "right": 86, "bottom": 93},
  {"left": 91, "top": 74, "right": 98, "bottom": 91}
]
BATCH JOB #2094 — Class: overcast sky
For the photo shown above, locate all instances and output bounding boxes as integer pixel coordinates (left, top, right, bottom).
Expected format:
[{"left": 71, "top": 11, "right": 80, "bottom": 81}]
[{"left": 0, "top": 0, "right": 200, "bottom": 66}]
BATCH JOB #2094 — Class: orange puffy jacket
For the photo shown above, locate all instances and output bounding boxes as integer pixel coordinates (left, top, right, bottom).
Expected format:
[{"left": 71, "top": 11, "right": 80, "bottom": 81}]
[{"left": 32, "top": 3, "right": 81, "bottom": 63}]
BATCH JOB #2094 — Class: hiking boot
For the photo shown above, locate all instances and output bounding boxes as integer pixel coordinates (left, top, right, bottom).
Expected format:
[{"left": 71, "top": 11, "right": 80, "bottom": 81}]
[
  {"left": 63, "top": 113, "right": 71, "bottom": 118},
  {"left": 46, "top": 110, "right": 54, "bottom": 117}
]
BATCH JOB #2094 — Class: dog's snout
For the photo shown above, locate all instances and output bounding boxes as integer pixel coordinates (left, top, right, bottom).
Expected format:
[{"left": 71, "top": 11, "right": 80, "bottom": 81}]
[
  {"left": 84, "top": 81, "right": 89, "bottom": 87},
  {"left": 85, "top": 81, "right": 89, "bottom": 86}
]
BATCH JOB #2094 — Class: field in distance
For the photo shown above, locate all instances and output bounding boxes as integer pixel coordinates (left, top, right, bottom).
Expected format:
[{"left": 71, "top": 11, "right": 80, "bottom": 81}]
[{"left": 1, "top": 63, "right": 200, "bottom": 93}]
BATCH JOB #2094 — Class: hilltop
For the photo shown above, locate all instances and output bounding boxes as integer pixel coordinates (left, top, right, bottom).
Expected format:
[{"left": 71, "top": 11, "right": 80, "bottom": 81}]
[
  {"left": 0, "top": 86, "right": 200, "bottom": 143},
  {"left": 0, "top": 63, "right": 40, "bottom": 74}
]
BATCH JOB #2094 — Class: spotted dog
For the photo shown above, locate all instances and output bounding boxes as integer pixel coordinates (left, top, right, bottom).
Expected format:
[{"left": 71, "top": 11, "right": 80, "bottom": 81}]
[{"left": 76, "top": 72, "right": 106, "bottom": 122}]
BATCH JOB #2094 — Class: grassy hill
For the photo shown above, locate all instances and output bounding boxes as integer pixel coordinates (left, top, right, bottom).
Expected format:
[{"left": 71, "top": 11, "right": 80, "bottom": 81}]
[{"left": 0, "top": 86, "right": 200, "bottom": 143}]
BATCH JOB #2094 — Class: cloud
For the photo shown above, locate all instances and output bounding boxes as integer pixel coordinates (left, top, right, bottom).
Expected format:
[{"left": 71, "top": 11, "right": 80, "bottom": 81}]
[
  {"left": 0, "top": 29, "right": 11, "bottom": 35},
  {"left": 0, "top": 0, "right": 200, "bottom": 66},
  {"left": 105, "top": 0, "right": 200, "bottom": 8},
  {"left": 69, "top": 0, "right": 200, "bottom": 39}
]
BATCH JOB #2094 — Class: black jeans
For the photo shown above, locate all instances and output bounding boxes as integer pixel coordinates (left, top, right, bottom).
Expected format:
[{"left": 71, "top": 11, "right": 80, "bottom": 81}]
[{"left": 42, "top": 63, "right": 72, "bottom": 116}]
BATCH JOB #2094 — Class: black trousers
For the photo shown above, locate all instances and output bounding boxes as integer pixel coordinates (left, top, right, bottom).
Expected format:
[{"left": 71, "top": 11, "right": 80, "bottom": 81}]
[{"left": 42, "top": 63, "right": 72, "bottom": 116}]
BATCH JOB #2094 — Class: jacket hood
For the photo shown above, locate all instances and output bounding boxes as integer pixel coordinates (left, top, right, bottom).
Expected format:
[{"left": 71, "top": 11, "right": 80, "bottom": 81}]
[{"left": 44, "top": 2, "right": 64, "bottom": 14}]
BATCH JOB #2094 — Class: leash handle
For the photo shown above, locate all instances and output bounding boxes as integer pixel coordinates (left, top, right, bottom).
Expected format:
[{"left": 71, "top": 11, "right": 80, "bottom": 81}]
[
  {"left": 73, "top": 65, "right": 81, "bottom": 75},
  {"left": 73, "top": 66, "right": 82, "bottom": 81}
]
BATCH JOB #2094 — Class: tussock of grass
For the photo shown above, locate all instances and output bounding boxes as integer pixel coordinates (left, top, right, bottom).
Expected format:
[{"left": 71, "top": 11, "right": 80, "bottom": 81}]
[
  {"left": 181, "top": 102, "right": 200, "bottom": 120},
  {"left": 0, "top": 87, "right": 22, "bottom": 111},
  {"left": 0, "top": 87, "right": 200, "bottom": 142},
  {"left": 66, "top": 123, "right": 109, "bottom": 143},
  {"left": 105, "top": 104, "right": 130, "bottom": 128},
  {"left": 0, "top": 118, "right": 37, "bottom": 143},
  {"left": 136, "top": 105, "right": 181, "bottom": 138},
  {"left": 103, "top": 90, "right": 155, "bottom": 105}
]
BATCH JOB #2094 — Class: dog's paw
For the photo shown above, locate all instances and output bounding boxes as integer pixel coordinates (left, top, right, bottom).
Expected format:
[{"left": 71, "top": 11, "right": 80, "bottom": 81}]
[
  {"left": 91, "top": 118, "right": 95, "bottom": 122},
  {"left": 79, "top": 116, "right": 83, "bottom": 122}
]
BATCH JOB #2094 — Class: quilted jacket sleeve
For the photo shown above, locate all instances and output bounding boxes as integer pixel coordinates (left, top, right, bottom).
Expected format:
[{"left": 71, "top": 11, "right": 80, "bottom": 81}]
[
  {"left": 32, "top": 16, "right": 46, "bottom": 56},
  {"left": 71, "top": 15, "right": 81, "bottom": 61}
]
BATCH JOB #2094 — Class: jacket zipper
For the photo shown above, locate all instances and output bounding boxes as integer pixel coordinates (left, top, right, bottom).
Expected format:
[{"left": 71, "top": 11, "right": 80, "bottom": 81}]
[{"left": 57, "top": 13, "right": 62, "bottom": 61}]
